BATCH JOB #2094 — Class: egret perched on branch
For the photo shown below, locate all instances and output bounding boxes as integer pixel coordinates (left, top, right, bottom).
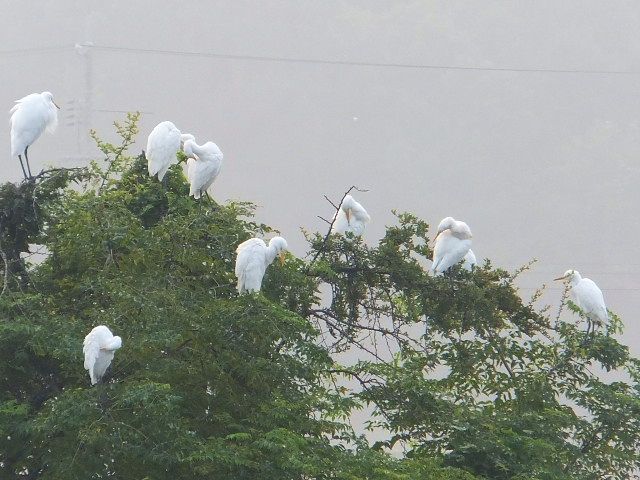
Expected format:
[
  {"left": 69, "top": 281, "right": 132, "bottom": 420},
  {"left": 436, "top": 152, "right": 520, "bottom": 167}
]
[
  {"left": 235, "top": 236, "right": 288, "bottom": 293},
  {"left": 430, "top": 216, "right": 473, "bottom": 275},
  {"left": 331, "top": 194, "right": 370, "bottom": 236},
  {"left": 183, "top": 139, "right": 223, "bottom": 199},
  {"left": 10, "top": 91, "right": 60, "bottom": 179},
  {"left": 146, "top": 121, "right": 193, "bottom": 181},
  {"left": 462, "top": 249, "right": 477, "bottom": 271},
  {"left": 554, "top": 270, "right": 608, "bottom": 336},
  {"left": 83, "top": 325, "right": 122, "bottom": 385}
]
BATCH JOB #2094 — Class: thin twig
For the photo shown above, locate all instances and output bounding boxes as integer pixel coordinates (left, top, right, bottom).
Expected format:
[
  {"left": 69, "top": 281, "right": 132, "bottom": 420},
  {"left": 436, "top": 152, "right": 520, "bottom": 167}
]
[{"left": 323, "top": 195, "right": 339, "bottom": 210}]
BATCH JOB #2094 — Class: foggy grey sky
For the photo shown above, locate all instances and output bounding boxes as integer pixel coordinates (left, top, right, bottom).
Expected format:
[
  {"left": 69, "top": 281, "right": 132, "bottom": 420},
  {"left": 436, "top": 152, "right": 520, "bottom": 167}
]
[{"left": 2, "top": 1, "right": 639, "bottom": 359}]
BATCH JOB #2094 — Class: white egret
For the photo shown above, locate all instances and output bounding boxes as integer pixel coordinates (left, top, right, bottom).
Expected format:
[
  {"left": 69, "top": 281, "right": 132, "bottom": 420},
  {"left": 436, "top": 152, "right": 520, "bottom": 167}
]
[
  {"left": 146, "top": 121, "right": 193, "bottom": 181},
  {"left": 10, "top": 91, "right": 60, "bottom": 179},
  {"left": 554, "top": 270, "right": 608, "bottom": 335},
  {"left": 430, "top": 217, "right": 473, "bottom": 275},
  {"left": 462, "top": 249, "right": 477, "bottom": 271},
  {"left": 331, "top": 194, "right": 370, "bottom": 236},
  {"left": 235, "top": 236, "right": 288, "bottom": 293},
  {"left": 83, "top": 325, "right": 122, "bottom": 385},
  {"left": 183, "top": 139, "right": 223, "bottom": 199}
]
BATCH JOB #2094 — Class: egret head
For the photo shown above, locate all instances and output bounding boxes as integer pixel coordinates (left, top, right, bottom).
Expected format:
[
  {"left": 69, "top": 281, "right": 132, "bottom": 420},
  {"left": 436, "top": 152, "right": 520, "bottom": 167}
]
[
  {"left": 269, "top": 236, "right": 288, "bottom": 265},
  {"left": 554, "top": 269, "right": 580, "bottom": 282},
  {"left": 108, "top": 335, "right": 123, "bottom": 351},
  {"left": 341, "top": 195, "right": 356, "bottom": 223},
  {"left": 182, "top": 139, "right": 197, "bottom": 159},
  {"left": 42, "top": 91, "right": 60, "bottom": 109},
  {"left": 431, "top": 216, "right": 456, "bottom": 245},
  {"left": 436, "top": 216, "right": 456, "bottom": 235}
]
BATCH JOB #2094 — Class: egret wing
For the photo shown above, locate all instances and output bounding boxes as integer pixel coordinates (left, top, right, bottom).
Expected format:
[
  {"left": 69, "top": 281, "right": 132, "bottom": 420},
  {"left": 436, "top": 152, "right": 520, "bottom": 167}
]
[
  {"left": 188, "top": 156, "right": 222, "bottom": 198},
  {"left": 10, "top": 95, "right": 50, "bottom": 157},
  {"left": 462, "top": 249, "right": 477, "bottom": 270},
  {"left": 235, "top": 238, "right": 266, "bottom": 276},
  {"left": 146, "top": 122, "right": 181, "bottom": 180},
  {"left": 331, "top": 209, "right": 349, "bottom": 234},
  {"left": 432, "top": 233, "right": 471, "bottom": 273},
  {"left": 575, "top": 279, "right": 608, "bottom": 322},
  {"left": 235, "top": 238, "right": 267, "bottom": 292}
]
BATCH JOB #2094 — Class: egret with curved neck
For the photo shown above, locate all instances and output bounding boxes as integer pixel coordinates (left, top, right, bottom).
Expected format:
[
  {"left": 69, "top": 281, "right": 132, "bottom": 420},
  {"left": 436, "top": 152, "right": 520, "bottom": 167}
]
[
  {"left": 235, "top": 236, "right": 288, "bottom": 293},
  {"left": 331, "top": 194, "right": 370, "bottom": 237},
  {"left": 183, "top": 139, "right": 224, "bottom": 199},
  {"left": 430, "top": 216, "right": 473, "bottom": 274}
]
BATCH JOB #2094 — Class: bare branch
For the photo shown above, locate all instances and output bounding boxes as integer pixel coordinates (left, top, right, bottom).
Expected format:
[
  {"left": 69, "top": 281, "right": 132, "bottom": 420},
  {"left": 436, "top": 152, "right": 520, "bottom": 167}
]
[{"left": 323, "top": 195, "right": 339, "bottom": 210}]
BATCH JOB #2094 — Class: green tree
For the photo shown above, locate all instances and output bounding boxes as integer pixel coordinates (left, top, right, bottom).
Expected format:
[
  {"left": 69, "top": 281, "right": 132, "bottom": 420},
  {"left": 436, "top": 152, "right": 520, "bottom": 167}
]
[
  {"left": 0, "top": 115, "right": 475, "bottom": 480},
  {"left": 306, "top": 212, "right": 640, "bottom": 479},
  {"left": 0, "top": 113, "right": 638, "bottom": 479}
]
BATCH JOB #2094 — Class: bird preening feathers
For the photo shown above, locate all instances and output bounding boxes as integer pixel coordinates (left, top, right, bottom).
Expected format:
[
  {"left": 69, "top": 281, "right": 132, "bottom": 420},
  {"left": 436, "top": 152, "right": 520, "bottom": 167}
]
[
  {"left": 183, "top": 139, "right": 223, "bottom": 199},
  {"left": 430, "top": 216, "right": 473, "bottom": 275},
  {"left": 145, "top": 121, "right": 223, "bottom": 199},
  {"left": 83, "top": 325, "right": 122, "bottom": 385},
  {"left": 331, "top": 194, "right": 370, "bottom": 237}
]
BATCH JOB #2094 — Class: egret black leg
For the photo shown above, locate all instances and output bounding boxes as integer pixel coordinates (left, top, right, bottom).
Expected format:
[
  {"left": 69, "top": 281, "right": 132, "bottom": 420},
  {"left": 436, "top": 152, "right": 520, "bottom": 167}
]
[
  {"left": 24, "top": 146, "right": 33, "bottom": 178},
  {"left": 17, "top": 154, "right": 28, "bottom": 180}
]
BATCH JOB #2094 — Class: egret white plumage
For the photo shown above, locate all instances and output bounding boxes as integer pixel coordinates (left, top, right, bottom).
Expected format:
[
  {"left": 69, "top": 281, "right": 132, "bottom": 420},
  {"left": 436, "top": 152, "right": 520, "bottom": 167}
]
[
  {"left": 430, "top": 216, "right": 473, "bottom": 274},
  {"left": 331, "top": 194, "right": 370, "bottom": 236},
  {"left": 9, "top": 91, "right": 60, "bottom": 179},
  {"left": 235, "top": 236, "right": 288, "bottom": 293},
  {"left": 554, "top": 270, "right": 608, "bottom": 336},
  {"left": 146, "top": 121, "right": 194, "bottom": 181},
  {"left": 83, "top": 325, "right": 122, "bottom": 385},
  {"left": 462, "top": 249, "right": 477, "bottom": 271},
  {"left": 183, "top": 139, "right": 223, "bottom": 199}
]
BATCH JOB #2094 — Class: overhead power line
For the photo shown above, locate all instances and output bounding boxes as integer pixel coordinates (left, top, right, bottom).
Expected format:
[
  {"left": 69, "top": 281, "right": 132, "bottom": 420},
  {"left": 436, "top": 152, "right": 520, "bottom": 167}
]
[
  {"left": 0, "top": 46, "right": 72, "bottom": 56},
  {"left": 89, "top": 44, "right": 640, "bottom": 75},
  {"left": 1, "top": 44, "right": 639, "bottom": 76}
]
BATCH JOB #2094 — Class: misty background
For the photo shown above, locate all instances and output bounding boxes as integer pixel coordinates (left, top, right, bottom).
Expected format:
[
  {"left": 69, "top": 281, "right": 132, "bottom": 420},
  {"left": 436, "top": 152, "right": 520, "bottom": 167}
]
[{"left": 2, "top": 0, "right": 638, "bottom": 377}]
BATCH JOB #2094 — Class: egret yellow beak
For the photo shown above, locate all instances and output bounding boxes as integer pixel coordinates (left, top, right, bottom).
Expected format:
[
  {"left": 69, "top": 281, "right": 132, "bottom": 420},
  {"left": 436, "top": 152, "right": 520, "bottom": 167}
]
[
  {"left": 345, "top": 209, "right": 351, "bottom": 224},
  {"left": 431, "top": 231, "right": 441, "bottom": 248},
  {"left": 279, "top": 252, "right": 286, "bottom": 266},
  {"left": 553, "top": 276, "right": 566, "bottom": 281},
  {"left": 53, "top": 101, "right": 60, "bottom": 109}
]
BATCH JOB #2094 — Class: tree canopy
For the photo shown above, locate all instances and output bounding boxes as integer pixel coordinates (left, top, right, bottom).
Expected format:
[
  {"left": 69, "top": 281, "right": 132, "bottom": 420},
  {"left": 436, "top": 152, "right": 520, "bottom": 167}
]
[{"left": 0, "top": 114, "right": 638, "bottom": 479}]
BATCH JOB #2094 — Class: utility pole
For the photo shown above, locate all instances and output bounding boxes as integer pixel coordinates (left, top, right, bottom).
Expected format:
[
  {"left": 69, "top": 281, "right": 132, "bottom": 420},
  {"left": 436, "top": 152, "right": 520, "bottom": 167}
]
[{"left": 74, "top": 41, "right": 93, "bottom": 159}]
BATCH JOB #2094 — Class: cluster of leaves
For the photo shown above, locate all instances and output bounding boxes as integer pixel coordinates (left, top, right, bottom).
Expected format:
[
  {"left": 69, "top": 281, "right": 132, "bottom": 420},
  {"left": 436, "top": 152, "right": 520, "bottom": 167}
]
[{"left": 0, "top": 114, "right": 638, "bottom": 479}]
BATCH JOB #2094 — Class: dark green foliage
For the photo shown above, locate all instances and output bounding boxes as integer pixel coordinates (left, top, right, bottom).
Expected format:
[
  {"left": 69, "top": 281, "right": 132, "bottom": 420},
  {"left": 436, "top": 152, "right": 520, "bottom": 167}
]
[
  {"left": 0, "top": 114, "right": 638, "bottom": 479},
  {"left": 309, "top": 215, "right": 640, "bottom": 479}
]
